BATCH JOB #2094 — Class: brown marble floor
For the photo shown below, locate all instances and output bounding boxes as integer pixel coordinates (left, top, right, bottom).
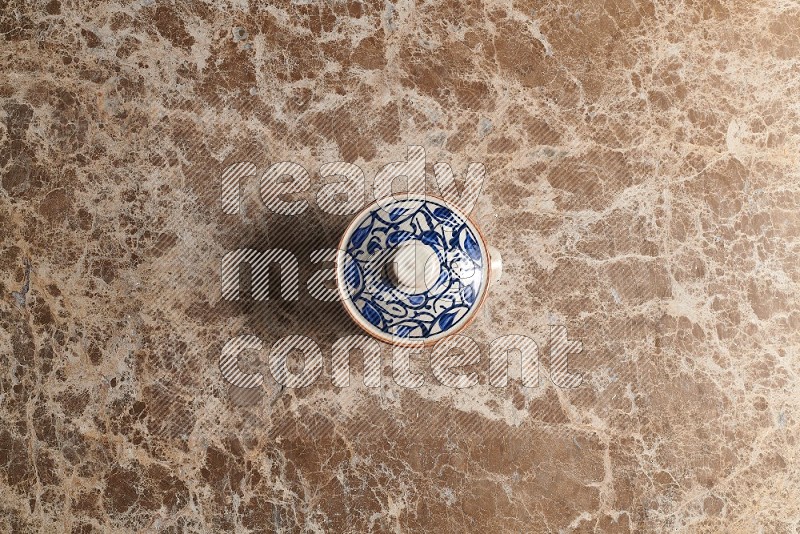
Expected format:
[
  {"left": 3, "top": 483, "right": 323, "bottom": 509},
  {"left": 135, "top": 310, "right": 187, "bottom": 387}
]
[{"left": 1, "top": 0, "right": 799, "bottom": 532}]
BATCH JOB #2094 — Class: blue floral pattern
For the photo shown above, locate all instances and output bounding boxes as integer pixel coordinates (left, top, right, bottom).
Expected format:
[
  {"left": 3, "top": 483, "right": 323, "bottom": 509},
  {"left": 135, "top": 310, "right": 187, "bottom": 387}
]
[{"left": 341, "top": 197, "right": 485, "bottom": 342}]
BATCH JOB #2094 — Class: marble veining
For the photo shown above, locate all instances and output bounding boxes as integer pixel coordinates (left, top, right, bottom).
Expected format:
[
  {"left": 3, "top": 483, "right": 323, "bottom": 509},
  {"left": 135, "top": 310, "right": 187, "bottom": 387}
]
[{"left": 1, "top": 0, "right": 799, "bottom": 532}]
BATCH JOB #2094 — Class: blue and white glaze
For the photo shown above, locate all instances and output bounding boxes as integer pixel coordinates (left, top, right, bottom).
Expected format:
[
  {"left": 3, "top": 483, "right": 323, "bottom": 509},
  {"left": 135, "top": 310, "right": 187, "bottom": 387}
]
[{"left": 338, "top": 196, "right": 487, "bottom": 343}]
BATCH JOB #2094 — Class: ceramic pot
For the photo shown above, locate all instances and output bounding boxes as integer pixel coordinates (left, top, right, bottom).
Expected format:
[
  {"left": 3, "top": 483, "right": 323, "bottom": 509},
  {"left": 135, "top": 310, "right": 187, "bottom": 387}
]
[{"left": 335, "top": 194, "right": 502, "bottom": 347}]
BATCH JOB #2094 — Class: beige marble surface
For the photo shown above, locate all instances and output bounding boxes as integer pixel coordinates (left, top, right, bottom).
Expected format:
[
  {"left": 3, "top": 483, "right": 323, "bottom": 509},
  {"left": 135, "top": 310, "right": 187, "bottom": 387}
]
[{"left": 1, "top": 0, "right": 799, "bottom": 532}]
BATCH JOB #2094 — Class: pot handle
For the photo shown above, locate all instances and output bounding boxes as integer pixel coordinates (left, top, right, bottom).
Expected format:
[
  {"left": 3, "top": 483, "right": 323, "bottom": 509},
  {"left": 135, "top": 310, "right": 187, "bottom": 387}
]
[{"left": 488, "top": 246, "right": 502, "bottom": 285}]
